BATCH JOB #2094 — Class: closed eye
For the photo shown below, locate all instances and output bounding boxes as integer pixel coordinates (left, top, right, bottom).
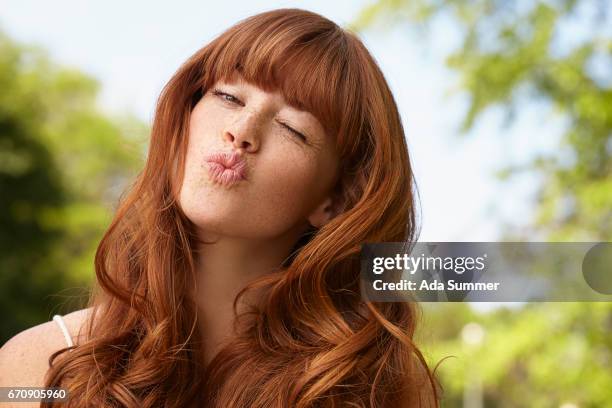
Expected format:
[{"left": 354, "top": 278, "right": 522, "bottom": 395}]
[{"left": 279, "top": 122, "right": 307, "bottom": 142}]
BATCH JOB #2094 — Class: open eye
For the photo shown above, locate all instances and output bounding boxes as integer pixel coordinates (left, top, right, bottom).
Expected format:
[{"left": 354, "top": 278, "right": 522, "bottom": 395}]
[{"left": 212, "top": 89, "right": 242, "bottom": 105}]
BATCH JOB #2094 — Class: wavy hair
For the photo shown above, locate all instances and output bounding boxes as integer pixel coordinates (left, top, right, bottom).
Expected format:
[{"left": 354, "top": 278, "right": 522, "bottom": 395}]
[{"left": 43, "top": 8, "right": 441, "bottom": 407}]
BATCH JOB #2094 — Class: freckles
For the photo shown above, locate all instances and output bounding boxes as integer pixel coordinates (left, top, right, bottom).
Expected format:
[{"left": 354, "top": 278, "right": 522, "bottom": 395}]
[
  {"left": 193, "top": 162, "right": 207, "bottom": 189},
  {"left": 257, "top": 163, "right": 314, "bottom": 215},
  {"left": 181, "top": 154, "right": 209, "bottom": 203}
]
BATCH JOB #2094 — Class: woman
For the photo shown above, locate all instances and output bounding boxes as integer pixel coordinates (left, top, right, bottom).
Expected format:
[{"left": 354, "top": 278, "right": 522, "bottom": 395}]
[{"left": 0, "top": 8, "right": 440, "bottom": 407}]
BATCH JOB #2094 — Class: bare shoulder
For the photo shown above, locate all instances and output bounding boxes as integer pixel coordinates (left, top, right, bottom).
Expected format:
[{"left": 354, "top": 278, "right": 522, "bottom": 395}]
[
  {"left": 61, "top": 307, "right": 95, "bottom": 343},
  {"left": 0, "top": 307, "right": 94, "bottom": 389}
]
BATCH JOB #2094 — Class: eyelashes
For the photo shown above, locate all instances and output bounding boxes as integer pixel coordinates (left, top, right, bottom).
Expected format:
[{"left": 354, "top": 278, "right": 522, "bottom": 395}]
[
  {"left": 211, "top": 88, "right": 308, "bottom": 143},
  {"left": 212, "top": 89, "right": 242, "bottom": 105},
  {"left": 278, "top": 121, "right": 308, "bottom": 142}
]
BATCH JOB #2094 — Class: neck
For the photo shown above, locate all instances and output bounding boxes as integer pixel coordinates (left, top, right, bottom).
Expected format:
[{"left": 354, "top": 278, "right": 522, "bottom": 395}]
[{"left": 192, "top": 223, "right": 308, "bottom": 364}]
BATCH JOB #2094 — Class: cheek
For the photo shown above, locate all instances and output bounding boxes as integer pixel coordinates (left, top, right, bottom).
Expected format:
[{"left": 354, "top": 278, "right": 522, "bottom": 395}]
[
  {"left": 261, "top": 165, "right": 312, "bottom": 207},
  {"left": 252, "top": 151, "right": 329, "bottom": 219},
  {"left": 188, "top": 101, "right": 223, "bottom": 149},
  {"left": 181, "top": 102, "right": 222, "bottom": 186}
]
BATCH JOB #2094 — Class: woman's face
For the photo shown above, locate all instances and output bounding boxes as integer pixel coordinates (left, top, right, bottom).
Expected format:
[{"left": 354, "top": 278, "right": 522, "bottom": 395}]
[{"left": 179, "top": 73, "right": 340, "bottom": 241}]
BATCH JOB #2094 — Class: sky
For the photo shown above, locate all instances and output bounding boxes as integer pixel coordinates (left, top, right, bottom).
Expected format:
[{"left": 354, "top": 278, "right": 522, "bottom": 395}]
[{"left": 0, "top": 0, "right": 551, "bottom": 243}]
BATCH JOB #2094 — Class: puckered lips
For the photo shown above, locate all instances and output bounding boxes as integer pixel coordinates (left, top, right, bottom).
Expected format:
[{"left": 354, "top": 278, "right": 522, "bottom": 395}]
[{"left": 204, "top": 151, "right": 248, "bottom": 186}]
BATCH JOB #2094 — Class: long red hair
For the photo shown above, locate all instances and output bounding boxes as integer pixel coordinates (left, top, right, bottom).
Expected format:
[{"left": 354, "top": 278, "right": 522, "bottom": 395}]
[{"left": 44, "top": 8, "right": 441, "bottom": 407}]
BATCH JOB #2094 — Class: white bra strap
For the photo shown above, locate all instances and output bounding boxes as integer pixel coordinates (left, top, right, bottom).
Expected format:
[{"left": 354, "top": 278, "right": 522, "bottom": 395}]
[{"left": 52, "top": 315, "right": 74, "bottom": 348}]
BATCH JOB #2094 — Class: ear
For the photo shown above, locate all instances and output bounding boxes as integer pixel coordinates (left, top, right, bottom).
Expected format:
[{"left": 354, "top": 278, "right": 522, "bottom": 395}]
[{"left": 307, "top": 194, "right": 339, "bottom": 229}]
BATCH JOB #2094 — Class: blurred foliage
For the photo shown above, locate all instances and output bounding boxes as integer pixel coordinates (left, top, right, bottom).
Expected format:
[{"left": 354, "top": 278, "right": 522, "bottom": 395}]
[
  {"left": 416, "top": 302, "right": 612, "bottom": 407},
  {"left": 354, "top": 0, "right": 611, "bottom": 241},
  {"left": 0, "top": 29, "right": 147, "bottom": 343},
  {"left": 354, "top": 0, "right": 612, "bottom": 406}
]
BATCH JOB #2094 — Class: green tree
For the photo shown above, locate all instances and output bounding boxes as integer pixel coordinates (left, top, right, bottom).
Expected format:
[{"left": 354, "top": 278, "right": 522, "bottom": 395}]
[
  {"left": 0, "top": 29, "right": 148, "bottom": 342},
  {"left": 353, "top": 1, "right": 612, "bottom": 406},
  {"left": 354, "top": 0, "right": 611, "bottom": 241}
]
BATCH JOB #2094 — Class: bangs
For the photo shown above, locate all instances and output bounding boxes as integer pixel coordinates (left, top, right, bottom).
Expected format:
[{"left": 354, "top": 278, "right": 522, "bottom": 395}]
[{"left": 199, "top": 10, "right": 362, "bottom": 148}]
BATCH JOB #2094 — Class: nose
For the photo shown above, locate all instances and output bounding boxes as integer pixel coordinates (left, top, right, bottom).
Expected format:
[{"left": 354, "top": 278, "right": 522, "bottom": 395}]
[{"left": 224, "top": 109, "right": 262, "bottom": 153}]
